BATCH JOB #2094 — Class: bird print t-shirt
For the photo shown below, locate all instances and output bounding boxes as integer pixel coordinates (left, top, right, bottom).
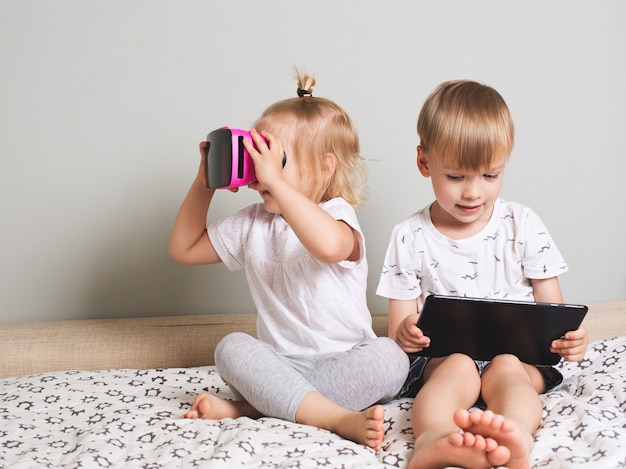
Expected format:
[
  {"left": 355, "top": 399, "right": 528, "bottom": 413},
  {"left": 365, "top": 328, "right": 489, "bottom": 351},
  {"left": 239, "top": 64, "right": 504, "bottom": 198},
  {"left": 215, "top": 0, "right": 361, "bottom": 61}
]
[{"left": 376, "top": 198, "right": 568, "bottom": 312}]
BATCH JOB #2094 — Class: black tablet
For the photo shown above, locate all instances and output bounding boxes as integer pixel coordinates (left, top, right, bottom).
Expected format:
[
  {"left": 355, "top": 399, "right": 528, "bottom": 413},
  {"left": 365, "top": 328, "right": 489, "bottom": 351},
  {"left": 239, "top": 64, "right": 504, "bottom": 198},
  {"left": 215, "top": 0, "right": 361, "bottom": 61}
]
[{"left": 416, "top": 295, "right": 588, "bottom": 365}]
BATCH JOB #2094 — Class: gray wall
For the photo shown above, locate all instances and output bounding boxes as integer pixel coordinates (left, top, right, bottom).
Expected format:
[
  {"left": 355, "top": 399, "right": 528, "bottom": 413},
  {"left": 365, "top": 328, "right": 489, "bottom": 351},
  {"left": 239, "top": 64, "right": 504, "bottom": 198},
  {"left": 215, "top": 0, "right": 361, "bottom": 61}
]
[{"left": 1, "top": 1, "right": 624, "bottom": 322}]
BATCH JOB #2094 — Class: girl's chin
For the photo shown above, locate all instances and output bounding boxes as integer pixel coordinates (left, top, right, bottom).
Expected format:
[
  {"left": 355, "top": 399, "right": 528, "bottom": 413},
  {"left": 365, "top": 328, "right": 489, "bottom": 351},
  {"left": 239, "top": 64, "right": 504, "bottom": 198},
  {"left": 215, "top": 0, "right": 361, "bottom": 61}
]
[
  {"left": 260, "top": 197, "right": 280, "bottom": 214},
  {"left": 263, "top": 205, "right": 280, "bottom": 214}
]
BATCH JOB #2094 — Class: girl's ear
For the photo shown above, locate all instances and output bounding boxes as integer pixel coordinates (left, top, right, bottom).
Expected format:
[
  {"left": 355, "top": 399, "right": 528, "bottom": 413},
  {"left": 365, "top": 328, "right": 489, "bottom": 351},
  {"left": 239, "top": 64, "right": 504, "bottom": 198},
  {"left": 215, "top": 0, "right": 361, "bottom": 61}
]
[
  {"left": 322, "top": 152, "right": 337, "bottom": 181},
  {"left": 416, "top": 145, "right": 431, "bottom": 177}
]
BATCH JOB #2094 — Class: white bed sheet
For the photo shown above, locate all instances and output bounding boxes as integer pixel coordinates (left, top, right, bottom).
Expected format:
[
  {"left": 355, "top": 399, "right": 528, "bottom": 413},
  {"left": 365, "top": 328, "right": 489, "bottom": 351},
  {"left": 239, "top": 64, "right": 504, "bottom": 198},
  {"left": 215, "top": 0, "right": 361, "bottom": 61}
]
[{"left": 1, "top": 336, "right": 625, "bottom": 468}]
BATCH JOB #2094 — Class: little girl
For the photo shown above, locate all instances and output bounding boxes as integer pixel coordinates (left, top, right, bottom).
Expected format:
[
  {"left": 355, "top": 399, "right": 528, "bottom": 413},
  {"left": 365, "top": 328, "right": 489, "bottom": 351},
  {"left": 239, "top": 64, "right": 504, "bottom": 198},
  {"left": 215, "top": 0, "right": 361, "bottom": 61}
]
[{"left": 168, "top": 72, "right": 409, "bottom": 450}]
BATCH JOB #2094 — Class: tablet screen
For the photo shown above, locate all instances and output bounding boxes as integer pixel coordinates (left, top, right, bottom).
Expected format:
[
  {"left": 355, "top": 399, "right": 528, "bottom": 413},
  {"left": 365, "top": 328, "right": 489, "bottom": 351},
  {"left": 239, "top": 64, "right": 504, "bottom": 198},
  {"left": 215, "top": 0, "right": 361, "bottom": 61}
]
[{"left": 416, "top": 295, "right": 588, "bottom": 365}]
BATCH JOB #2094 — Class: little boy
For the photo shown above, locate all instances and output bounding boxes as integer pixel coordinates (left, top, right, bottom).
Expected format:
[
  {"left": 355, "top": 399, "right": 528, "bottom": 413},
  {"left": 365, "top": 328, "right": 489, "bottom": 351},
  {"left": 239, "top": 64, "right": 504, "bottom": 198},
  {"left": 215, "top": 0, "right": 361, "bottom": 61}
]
[{"left": 377, "top": 80, "right": 588, "bottom": 469}]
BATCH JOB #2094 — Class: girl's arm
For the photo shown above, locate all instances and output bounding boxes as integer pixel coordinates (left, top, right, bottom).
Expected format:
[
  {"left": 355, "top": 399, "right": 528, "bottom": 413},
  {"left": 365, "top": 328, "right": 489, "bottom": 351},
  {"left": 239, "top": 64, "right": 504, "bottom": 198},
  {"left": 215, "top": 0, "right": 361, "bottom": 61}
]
[
  {"left": 275, "top": 187, "right": 359, "bottom": 263},
  {"left": 168, "top": 142, "right": 222, "bottom": 265},
  {"left": 388, "top": 298, "right": 430, "bottom": 352},
  {"left": 531, "top": 276, "right": 588, "bottom": 362},
  {"left": 245, "top": 129, "right": 358, "bottom": 264}
]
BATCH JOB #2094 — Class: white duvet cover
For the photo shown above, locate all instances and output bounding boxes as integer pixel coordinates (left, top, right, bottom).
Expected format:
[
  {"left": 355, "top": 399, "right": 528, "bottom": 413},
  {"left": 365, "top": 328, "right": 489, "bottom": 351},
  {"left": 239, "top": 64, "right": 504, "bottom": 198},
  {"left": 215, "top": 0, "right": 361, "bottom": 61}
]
[{"left": 1, "top": 336, "right": 625, "bottom": 468}]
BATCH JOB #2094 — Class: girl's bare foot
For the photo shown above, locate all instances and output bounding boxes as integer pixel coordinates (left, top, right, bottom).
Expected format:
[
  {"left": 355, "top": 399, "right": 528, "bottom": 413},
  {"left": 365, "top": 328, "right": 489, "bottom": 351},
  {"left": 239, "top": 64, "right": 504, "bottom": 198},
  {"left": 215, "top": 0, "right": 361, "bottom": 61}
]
[
  {"left": 352, "top": 404, "right": 386, "bottom": 451},
  {"left": 182, "top": 393, "right": 260, "bottom": 420},
  {"left": 454, "top": 409, "right": 532, "bottom": 469},
  {"left": 295, "top": 392, "right": 387, "bottom": 451},
  {"left": 408, "top": 427, "right": 507, "bottom": 469},
  {"left": 322, "top": 404, "right": 386, "bottom": 451}
]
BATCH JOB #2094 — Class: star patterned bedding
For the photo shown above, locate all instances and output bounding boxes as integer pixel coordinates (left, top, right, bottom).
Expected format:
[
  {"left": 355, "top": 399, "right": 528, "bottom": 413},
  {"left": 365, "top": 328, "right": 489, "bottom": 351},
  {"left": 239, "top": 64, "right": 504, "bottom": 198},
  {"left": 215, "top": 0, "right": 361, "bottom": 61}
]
[{"left": 1, "top": 336, "right": 625, "bottom": 468}]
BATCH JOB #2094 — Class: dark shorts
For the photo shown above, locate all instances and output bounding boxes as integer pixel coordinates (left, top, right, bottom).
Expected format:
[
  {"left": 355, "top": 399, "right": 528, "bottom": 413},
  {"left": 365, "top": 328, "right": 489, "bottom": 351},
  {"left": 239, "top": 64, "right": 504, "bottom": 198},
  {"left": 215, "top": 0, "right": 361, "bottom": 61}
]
[
  {"left": 397, "top": 354, "right": 429, "bottom": 398},
  {"left": 397, "top": 354, "right": 564, "bottom": 399}
]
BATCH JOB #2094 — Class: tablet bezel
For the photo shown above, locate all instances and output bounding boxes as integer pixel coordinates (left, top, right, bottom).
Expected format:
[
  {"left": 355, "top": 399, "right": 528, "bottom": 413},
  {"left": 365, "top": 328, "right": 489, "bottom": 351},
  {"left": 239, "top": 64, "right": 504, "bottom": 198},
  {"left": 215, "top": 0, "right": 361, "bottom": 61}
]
[{"left": 416, "top": 295, "right": 588, "bottom": 365}]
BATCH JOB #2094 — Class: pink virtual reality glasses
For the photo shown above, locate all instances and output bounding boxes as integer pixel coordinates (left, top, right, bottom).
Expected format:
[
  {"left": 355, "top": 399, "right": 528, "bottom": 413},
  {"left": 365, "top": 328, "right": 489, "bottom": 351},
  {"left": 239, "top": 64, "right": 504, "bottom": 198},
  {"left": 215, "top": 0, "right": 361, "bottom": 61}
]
[{"left": 205, "top": 127, "right": 286, "bottom": 189}]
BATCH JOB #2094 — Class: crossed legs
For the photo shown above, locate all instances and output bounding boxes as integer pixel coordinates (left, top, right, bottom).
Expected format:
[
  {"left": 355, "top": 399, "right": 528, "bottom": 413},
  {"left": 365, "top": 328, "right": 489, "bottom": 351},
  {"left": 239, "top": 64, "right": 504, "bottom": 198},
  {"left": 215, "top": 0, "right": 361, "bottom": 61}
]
[{"left": 182, "top": 333, "right": 409, "bottom": 451}]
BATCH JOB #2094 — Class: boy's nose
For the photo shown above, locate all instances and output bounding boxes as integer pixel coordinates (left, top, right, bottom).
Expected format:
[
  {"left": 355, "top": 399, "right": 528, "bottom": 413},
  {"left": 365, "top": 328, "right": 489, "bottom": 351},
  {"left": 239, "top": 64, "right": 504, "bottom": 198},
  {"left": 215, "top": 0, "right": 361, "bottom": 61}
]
[{"left": 462, "top": 180, "right": 481, "bottom": 200}]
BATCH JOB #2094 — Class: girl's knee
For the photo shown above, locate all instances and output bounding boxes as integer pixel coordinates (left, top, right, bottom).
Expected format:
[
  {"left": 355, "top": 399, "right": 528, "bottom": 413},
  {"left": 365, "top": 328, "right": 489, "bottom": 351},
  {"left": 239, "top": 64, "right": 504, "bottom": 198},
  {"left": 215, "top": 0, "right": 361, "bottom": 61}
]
[
  {"left": 214, "top": 332, "right": 255, "bottom": 367},
  {"left": 375, "top": 337, "right": 411, "bottom": 396},
  {"left": 381, "top": 336, "right": 409, "bottom": 359},
  {"left": 373, "top": 337, "right": 410, "bottom": 371}
]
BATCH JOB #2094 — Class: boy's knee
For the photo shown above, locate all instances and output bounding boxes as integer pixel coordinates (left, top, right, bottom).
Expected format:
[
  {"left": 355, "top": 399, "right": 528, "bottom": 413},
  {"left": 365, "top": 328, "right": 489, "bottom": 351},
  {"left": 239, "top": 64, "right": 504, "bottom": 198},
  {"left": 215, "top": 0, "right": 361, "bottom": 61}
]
[
  {"left": 489, "top": 353, "right": 522, "bottom": 369},
  {"left": 482, "top": 354, "right": 526, "bottom": 383},
  {"left": 431, "top": 354, "right": 480, "bottom": 387},
  {"left": 443, "top": 353, "right": 477, "bottom": 371}
]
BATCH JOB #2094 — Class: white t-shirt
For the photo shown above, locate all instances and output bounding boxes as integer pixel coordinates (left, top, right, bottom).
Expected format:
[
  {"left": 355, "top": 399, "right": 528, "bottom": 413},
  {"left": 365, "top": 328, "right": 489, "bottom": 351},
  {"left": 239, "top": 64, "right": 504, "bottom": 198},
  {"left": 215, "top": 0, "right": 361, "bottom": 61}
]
[
  {"left": 208, "top": 197, "right": 375, "bottom": 355},
  {"left": 376, "top": 198, "right": 568, "bottom": 312}
]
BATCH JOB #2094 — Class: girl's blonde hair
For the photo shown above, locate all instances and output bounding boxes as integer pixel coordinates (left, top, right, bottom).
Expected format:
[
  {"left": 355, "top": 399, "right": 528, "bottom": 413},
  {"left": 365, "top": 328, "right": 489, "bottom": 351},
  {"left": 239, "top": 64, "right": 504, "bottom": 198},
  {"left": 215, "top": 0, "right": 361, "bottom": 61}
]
[
  {"left": 254, "top": 71, "right": 368, "bottom": 207},
  {"left": 417, "top": 80, "right": 514, "bottom": 170}
]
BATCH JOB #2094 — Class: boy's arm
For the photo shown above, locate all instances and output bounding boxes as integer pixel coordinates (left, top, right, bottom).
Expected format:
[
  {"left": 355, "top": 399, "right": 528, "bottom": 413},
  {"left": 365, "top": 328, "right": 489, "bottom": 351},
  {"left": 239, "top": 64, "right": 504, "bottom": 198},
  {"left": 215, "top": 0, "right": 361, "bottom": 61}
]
[
  {"left": 531, "top": 276, "right": 588, "bottom": 362},
  {"left": 388, "top": 298, "right": 430, "bottom": 352},
  {"left": 168, "top": 142, "right": 223, "bottom": 265}
]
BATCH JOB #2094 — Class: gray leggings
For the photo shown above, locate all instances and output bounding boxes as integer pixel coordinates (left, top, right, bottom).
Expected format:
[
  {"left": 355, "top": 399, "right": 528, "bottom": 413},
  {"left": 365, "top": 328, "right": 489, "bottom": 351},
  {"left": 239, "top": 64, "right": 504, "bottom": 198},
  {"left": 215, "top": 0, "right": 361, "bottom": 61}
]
[{"left": 214, "top": 332, "right": 409, "bottom": 422}]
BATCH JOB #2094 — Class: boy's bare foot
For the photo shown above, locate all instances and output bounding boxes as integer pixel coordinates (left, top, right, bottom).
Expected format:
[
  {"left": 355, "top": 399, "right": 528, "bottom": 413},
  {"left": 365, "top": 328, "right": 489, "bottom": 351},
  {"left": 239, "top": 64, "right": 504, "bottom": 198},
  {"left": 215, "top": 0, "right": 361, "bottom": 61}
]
[
  {"left": 454, "top": 409, "right": 532, "bottom": 469},
  {"left": 408, "top": 427, "right": 508, "bottom": 469},
  {"left": 182, "top": 393, "right": 260, "bottom": 420}
]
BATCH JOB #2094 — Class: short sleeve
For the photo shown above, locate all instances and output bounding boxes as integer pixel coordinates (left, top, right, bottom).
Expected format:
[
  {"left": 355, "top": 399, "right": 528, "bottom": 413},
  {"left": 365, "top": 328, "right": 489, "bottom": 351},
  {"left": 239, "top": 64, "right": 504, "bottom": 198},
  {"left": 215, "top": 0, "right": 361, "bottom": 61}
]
[
  {"left": 518, "top": 208, "right": 568, "bottom": 279},
  {"left": 207, "top": 205, "right": 256, "bottom": 271},
  {"left": 376, "top": 220, "right": 422, "bottom": 300},
  {"left": 322, "top": 198, "right": 367, "bottom": 269}
]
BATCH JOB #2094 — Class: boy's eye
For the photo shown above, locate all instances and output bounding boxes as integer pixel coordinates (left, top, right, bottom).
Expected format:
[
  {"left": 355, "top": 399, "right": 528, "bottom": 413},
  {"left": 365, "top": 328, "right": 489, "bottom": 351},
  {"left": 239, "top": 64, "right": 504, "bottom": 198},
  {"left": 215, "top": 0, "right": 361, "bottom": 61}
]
[
  {"left": 484, "top": 173, "right": 500, "bottom": 180},
  {"left": 446, "top": 175, "right": 463, "bottom": 181}
]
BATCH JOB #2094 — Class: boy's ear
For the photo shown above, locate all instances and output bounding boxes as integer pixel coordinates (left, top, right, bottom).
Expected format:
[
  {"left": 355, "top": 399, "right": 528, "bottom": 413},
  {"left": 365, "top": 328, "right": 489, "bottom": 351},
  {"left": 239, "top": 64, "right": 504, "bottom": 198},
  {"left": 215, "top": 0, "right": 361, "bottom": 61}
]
[{"left": 417, "top": 145, "right": 431, "bottom": 177}]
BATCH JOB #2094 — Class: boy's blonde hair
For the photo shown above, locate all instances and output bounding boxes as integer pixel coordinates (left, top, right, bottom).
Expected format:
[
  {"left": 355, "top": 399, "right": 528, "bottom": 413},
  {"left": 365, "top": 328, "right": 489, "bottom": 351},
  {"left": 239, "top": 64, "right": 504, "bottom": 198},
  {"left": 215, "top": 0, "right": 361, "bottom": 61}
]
[
  {"left": 254, "top": 71, "right": 368, "bottom": 207},
  {"left": 417, "top": 80, "right": 514, "bottom": 170}
]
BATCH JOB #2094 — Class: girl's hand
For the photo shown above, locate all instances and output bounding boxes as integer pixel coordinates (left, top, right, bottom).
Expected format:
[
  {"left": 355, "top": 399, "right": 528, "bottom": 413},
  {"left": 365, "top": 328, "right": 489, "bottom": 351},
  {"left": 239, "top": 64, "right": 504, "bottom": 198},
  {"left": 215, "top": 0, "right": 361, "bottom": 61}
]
[
  {"left": 395, "top": 313, "right": 431, "bottom": 353},
  {"left": 242, "top": 128, "right": 285, "bottom": 190},
  {"left": 168, "top": 142, "right": 222, "bottom": 266},
  {"left": 550, "top": 324, "right": 588, "bottom": 362},
  {"left": 197, "top": 141, "right": 209, "bottom": 186}
]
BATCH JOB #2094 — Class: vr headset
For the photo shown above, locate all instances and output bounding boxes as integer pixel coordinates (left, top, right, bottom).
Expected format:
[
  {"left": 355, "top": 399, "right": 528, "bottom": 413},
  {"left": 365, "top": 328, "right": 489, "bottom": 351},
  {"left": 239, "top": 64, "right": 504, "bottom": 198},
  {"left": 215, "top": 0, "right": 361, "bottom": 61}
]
[{"left": 205, "top": 127, "right": 286, "bottom": 189}]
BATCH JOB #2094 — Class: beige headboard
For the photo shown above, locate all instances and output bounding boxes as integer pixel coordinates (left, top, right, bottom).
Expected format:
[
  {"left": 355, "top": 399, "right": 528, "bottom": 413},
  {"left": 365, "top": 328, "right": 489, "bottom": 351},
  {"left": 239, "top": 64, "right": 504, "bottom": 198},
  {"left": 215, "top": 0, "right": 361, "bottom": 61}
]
[{"left": 1, "top": 301, "right": 624, "bottom": 379}]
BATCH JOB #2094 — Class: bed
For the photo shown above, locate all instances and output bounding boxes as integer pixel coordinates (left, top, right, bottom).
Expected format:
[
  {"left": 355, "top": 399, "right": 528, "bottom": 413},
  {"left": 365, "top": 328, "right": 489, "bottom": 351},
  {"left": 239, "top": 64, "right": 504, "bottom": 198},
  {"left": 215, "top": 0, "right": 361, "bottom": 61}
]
[{"left": 1, "top": 300, "right": 625, "bottom": 468}]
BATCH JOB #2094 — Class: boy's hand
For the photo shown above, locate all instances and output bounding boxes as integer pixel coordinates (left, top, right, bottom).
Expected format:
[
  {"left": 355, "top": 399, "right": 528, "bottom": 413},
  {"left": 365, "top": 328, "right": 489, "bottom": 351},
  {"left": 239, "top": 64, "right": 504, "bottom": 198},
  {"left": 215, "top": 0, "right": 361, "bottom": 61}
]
[
  {"left": 395, "top": 313, "right": 431, "bottom": 353},
  {"left": 551, "top": 324, "right": 588, "bottom": 362}
]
